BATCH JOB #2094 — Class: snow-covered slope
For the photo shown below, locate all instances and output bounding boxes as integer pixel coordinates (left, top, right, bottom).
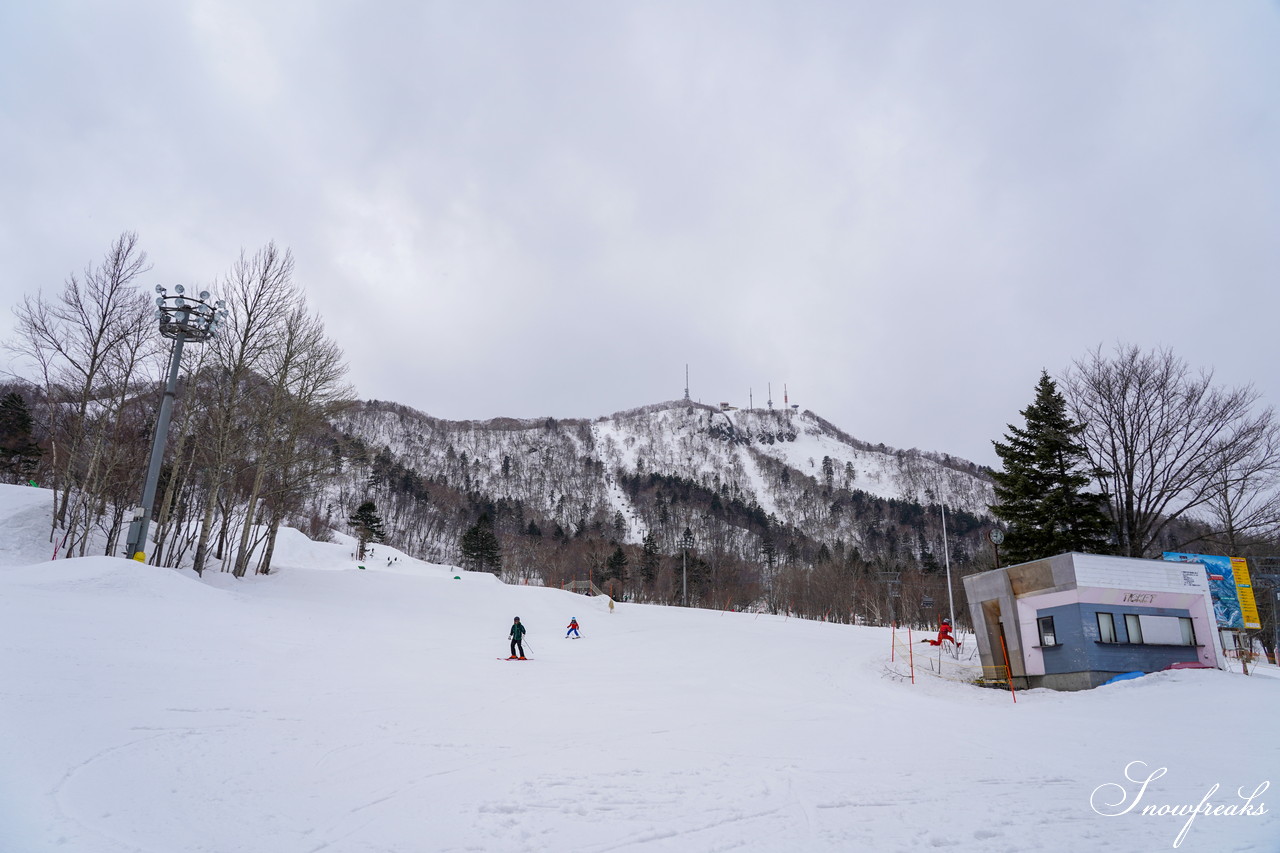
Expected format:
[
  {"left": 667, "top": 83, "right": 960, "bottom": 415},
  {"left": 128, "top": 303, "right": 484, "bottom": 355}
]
[{"left": 1, "top": 483, "right": 1276, "bottom": 853}]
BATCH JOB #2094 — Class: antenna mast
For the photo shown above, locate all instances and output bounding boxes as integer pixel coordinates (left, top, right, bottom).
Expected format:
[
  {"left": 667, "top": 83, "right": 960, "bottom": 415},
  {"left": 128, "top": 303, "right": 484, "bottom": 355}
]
[{"left": 684, "top": 364, "right": 690, "bottom": 402}]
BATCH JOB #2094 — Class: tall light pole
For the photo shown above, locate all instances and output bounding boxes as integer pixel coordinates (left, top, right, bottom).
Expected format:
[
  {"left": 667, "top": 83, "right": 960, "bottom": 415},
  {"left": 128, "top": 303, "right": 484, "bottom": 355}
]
[
  {"left": 932, "top": 471, "right": 957, "bottom": 630},
  {"left": 124, "top": 284, "right": 222, "bottom": 562},
  {"left": 680, "top": 527, "right": 695, "bottom": 606},
  {"left": 941, "top": 500, "right": 955, "bottom": 629}
]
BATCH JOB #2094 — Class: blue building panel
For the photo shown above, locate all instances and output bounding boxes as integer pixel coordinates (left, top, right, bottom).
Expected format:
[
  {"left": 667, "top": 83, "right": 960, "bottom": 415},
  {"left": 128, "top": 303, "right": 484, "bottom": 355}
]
[
  {"left": 1032, "top": 604, "right": 1089, "bottom": 674},
  {"left": 1036, "top": 603, "right": 1199, "bottom": 676}
]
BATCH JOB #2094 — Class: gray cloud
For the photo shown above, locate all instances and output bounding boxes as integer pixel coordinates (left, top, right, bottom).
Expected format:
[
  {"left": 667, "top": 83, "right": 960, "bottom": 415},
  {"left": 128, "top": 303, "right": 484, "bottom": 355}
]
[{"left": 3, "top": 1, "right": 1278, "bottom": 467}]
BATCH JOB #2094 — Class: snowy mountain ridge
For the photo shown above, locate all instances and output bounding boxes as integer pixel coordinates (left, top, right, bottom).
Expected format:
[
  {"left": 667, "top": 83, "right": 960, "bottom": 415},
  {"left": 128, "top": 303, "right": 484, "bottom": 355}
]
[{"left": 332, "top": 398, "right": 994, "bottom": 556}]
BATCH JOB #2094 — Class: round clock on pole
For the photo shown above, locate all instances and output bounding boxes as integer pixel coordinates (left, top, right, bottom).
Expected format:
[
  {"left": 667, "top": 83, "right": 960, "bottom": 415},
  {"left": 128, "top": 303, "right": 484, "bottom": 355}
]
[{"left": 988, "top": 528, "right": 1004, "bottom": 568}]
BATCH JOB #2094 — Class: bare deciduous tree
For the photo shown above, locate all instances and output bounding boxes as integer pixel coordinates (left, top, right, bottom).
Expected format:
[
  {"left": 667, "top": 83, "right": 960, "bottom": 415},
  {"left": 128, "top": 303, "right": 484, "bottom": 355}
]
[
  {"left": 6, "top": 232, "right": 159, "bottom": 555},
  {"left": 233, "top": 303, "right": 351, "bottom": 576},
  {"left": 1200, "top": 421, "right": 1280, "bottom": 553},
  {"left": 1063, "top": 344, "right": 1279, "bottom": 557},
  {"left": 191, "top": 243, "right": 297, "bottom": 574}
]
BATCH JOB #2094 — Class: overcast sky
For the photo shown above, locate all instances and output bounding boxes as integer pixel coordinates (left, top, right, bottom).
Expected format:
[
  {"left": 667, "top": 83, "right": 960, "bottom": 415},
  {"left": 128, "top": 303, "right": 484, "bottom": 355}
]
[{"left": 3, "top": 1, "right": 1279, "bottom": 467}]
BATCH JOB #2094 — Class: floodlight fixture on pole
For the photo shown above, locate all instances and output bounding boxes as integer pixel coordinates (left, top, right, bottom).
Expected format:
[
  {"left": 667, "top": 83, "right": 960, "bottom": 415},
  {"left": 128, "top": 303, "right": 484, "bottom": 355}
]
[{"left": 124, "top": 284, "right": 223, "bottom": 562}]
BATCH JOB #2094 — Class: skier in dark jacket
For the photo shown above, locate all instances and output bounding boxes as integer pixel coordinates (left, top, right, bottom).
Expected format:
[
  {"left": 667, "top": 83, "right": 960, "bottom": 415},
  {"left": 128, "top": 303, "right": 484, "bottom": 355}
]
[{"left": 509, "top": 617, "right": 527, "bottom": 659}]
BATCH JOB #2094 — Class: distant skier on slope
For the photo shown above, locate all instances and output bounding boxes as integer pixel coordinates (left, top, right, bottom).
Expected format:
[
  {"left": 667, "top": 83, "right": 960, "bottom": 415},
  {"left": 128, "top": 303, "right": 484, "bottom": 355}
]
[
  {"left": 508, "top": 617, "right": 528, "bottom": 660},
  {"left": 922, "top": 618, "right": 958, "bottom": 647},
  {"left": 566, "top": 617, "right": 580, "bottom": 639}
]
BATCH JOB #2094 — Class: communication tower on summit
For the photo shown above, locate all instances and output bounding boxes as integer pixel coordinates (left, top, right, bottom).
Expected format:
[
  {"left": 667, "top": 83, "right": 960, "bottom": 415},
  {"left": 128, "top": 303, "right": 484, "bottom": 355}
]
[
  {"left": 767, "top": 383, "right": 773, "bottom": 410},
  {"left": 684, "top": 364, "right": 690, "bottom": 401}
]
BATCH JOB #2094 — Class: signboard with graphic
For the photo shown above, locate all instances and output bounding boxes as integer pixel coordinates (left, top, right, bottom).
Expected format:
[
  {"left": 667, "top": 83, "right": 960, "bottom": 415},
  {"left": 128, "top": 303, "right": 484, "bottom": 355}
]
[
  {"left": 1162, "top": 552, "right": 1261, "bottom": 630},
  {"left": 1230, "top": 557, "right": 1263, "bottom": 630}
]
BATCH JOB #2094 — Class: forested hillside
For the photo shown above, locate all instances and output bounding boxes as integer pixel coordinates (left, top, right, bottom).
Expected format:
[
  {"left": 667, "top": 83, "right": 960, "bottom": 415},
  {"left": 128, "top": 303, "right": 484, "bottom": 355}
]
[
  {"left": 324, "top": 399, "right": 998, "bottom": 623},
  {"left": 0, "top": 234, "right": 1001, "bottom": 628}
]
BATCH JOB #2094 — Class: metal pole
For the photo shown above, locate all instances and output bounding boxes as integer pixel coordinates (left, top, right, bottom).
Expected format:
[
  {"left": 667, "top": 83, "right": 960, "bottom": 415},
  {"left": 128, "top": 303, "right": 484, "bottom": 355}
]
[
  {"left": 907, "top": 626, "right": 915, "bottom": 683},
  {"left": 125, "top": 333, "right": 186, "bottom": 560},
  {"left": 680, "top": 527, "right": 693, "bottom": 606},
  {"left": 682, "top": 548, "right": 687, "bottom": 606},
  {"left": 942, "top": 502, "right": 955, "bottom": 629},
  {"left": 1273, "top": 587, "right": 1279, "bottom": 667}
]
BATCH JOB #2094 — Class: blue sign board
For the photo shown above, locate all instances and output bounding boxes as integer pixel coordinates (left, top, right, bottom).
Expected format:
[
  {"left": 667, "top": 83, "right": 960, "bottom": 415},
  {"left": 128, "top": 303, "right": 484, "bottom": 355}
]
[{"left": 1162, "top": 552, "right": 1242, "bottom": 629}]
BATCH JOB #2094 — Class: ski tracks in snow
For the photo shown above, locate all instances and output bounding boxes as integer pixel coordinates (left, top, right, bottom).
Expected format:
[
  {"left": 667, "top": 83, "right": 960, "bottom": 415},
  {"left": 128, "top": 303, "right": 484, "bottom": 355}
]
[{"left": 471, "top": 765, "right": 799, "bottom": 853}]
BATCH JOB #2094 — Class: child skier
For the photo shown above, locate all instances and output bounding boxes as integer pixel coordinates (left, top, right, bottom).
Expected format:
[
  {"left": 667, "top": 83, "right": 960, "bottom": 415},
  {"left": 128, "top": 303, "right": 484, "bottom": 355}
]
[
  {"left": 566, "top": 617, "right": 580, "bottom": 639},
  {"left": 508, "top": 617, "right": 527, "bottom": 659},
  {"left": 923, "top": 618, "right": 958, "bottom": 647}
]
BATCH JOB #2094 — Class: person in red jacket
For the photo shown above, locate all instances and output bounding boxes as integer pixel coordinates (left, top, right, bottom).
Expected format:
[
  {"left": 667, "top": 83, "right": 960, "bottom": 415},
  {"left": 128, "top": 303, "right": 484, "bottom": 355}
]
[
  {"left": 566, "top": 617, "right": 580, "bottom": 639},
  {"left": 923, "top": 618, "right": 958, "bottom": 647}
]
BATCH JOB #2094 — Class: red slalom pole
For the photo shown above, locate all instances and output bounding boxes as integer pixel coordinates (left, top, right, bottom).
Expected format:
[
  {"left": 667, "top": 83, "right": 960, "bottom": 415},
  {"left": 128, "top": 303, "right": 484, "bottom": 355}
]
[{"left": 908, "top": 626, "right": 915, "bottom": 684}]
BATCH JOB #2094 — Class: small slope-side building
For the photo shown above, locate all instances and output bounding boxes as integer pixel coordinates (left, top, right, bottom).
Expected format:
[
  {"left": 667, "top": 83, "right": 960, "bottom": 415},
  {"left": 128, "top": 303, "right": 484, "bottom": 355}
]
[{"left": 963, "top": 553, "right": 1224, "bottom": 691}]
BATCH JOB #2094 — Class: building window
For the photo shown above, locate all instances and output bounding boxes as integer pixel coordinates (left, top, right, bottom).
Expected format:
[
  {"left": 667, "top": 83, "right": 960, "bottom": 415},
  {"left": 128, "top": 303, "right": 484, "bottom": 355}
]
[
  {"left": 1037, "top": 615, "right": 1058, "bottom": 647},
  {"left": 1138, "top": 614, "right": 1197, "bottom": 645},
  {"left": 1097, "top": 612, "right": 1117, "bottom": 643},
  {"left": 1125, "top": 613, "right": 1143, "bottom": 644}
]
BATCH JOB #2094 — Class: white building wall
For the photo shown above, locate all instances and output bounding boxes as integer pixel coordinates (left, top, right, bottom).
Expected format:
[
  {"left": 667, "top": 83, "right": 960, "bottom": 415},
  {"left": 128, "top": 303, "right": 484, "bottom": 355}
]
[{"left": 1072, "top": 553, "right": 1210, "bottom": 595}]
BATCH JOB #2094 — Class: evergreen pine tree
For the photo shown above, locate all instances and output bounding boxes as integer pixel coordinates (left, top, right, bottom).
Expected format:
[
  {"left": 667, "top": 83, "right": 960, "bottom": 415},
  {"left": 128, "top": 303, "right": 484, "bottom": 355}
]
[
  {"left": 0, "top": 392, "right": 41, "bottom": 485},
  {"left": 991, "top": 372, "right": 1112, "bottom": 564},
  {"left": 348, "top": 500, "right": 387, "bottom": 561},
  {"left": 605, "top": 545, "right": 629, "bottom": 584},
  {"left": 460, "top": 514, "right": 503, "bottom": 574},
  {"left": 760, "top": 530, "right": 777, "bottom": 572},
  {"left": 918, "top": 530, "right": 940, "bottom": 573},
  {"left": 639, "top": 531, "right": 660, "bottom": 586},
  {"left": 686, "top": 555, "right": 711, "bottom": 602}
]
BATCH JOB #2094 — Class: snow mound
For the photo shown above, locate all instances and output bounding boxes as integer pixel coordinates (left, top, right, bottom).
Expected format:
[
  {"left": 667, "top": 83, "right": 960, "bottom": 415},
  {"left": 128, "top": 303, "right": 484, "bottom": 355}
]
[
  {"left": 0, "top": 555, "right": 228, "bottom": 604},
  {"left": 0, "top": 484, "right": 61, "bottom": 567}
]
